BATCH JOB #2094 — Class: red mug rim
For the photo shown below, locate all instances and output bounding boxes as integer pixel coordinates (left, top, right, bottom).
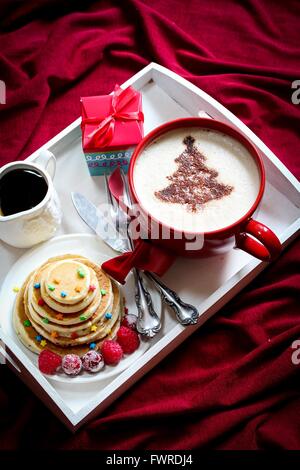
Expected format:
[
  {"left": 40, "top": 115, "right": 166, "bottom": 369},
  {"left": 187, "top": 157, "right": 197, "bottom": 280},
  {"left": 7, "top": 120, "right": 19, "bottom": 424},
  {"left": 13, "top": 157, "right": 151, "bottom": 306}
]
[{"left": 128, "top": 117, "right": 266, "bottom": 236}]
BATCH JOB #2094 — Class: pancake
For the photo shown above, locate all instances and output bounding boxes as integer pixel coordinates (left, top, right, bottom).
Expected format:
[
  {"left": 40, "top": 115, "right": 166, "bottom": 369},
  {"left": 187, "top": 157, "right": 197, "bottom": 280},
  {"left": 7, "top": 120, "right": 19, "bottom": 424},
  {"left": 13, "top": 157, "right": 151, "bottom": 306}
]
[
  {"left": 13, "top": 278, "right": 122, "bottom": 356},
  {"left": 40, "top": 264, "right": 98, "bottom": 313},
  {"left": 13, "top": 256, "right": 124, "bottom": 356},
  {"left": 44, "top": 260, "right": 91, "bottom": 305},
  {"left": 32, "top": 264, "right": 100, "bottom": 315},
  {"left": 25, "top": 281, "right": 121, "bottom": 346},
  {"left": 27, "top": 281, "right": 113, "bottom": 337}
]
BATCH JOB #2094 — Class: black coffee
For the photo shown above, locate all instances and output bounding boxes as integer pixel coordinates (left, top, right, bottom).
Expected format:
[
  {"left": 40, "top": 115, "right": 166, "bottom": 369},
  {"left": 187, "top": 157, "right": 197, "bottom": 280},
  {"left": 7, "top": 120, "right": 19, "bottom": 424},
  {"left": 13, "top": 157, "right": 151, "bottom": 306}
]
[{"left": 0, "top": 168, "right": 48, "bottom": 216}]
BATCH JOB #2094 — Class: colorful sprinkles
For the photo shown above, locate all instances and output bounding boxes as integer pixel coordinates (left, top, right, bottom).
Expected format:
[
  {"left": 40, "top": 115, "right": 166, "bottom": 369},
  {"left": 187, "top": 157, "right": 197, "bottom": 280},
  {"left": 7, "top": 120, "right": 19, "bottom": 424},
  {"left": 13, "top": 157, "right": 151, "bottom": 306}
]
[{"left": 18, "top": 256, "right": 141, "bottom": 371}]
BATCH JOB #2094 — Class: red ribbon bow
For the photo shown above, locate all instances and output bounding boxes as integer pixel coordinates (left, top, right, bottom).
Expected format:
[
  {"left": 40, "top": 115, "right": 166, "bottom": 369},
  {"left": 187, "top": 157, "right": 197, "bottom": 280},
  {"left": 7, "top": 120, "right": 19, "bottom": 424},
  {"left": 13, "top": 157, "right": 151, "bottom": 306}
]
[
  {"left": 82, "top": 85, "right": 144, "bottom": 148},
  {"left": 102, "top": 238, "right": 176, "bottom": 284}
]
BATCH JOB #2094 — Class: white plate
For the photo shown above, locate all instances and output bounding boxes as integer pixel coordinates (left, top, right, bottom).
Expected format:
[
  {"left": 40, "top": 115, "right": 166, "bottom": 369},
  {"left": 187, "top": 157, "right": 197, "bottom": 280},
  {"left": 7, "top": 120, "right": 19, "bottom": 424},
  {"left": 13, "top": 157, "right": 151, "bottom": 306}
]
[{"left": 0, "top": 233, "right": 149, "bottom": 384}]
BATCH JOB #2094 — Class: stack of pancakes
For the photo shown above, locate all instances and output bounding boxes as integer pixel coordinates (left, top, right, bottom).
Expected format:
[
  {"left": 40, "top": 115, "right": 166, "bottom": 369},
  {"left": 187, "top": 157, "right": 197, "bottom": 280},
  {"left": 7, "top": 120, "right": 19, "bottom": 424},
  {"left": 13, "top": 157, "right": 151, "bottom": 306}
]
[{"left": 13, "top": 254, "right": 123, "bottom": 355}]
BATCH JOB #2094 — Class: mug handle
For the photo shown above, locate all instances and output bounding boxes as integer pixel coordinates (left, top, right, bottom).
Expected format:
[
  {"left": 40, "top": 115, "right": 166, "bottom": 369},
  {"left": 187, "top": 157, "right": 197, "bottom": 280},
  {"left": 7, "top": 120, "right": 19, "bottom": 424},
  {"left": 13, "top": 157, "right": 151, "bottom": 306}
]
[
  {"left": 34, "top": 149, "right": 56, "bottom": 179},
  {"left": 235, "top": 218, "right": 281, "bottom": 261}
]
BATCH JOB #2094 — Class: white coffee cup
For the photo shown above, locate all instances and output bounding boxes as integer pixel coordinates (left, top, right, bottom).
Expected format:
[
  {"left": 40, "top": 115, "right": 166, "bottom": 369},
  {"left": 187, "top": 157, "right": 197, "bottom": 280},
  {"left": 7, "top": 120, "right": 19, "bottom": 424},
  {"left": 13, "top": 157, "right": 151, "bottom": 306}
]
[{"left": 0, "top": 150, "right": 62, "bottom": 248}]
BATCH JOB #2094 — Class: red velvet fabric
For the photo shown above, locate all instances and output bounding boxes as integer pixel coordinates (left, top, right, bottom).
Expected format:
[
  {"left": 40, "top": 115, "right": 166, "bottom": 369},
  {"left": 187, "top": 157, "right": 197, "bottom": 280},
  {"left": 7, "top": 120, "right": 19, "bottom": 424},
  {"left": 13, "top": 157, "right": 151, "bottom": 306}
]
[{"left": 0, "top": 0, "right": 299, "bottom": 450}]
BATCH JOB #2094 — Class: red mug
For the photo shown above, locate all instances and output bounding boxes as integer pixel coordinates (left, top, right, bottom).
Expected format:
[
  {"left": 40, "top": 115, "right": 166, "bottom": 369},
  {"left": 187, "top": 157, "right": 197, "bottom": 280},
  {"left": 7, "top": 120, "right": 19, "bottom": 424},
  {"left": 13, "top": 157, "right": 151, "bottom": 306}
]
[{"left": 128, "top": 117, "right": 281, "bottom": 262}]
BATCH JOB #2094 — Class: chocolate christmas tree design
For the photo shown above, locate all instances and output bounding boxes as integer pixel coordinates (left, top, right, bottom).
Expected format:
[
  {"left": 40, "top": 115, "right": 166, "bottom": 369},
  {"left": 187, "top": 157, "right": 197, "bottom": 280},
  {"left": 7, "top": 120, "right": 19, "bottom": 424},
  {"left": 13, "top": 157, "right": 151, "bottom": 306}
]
[{"left": 155, "top": 135, "right": 234, "bottom": 212}]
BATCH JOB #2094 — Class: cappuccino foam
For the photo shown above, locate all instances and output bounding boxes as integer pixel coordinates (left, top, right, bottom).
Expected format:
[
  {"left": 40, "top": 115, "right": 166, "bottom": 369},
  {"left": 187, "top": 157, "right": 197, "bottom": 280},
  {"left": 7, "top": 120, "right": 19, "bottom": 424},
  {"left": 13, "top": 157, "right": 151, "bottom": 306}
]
[{"left": 133, "top": 128, "right": 261, "bottom": 232}]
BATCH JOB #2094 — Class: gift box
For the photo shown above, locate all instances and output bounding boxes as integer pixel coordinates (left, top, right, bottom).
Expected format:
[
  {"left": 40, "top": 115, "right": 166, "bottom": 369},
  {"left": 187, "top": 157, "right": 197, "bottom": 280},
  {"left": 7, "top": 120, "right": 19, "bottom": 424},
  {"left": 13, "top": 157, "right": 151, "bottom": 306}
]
[{"left": 81, "top": 85, "right": 144, "bottom": 175}]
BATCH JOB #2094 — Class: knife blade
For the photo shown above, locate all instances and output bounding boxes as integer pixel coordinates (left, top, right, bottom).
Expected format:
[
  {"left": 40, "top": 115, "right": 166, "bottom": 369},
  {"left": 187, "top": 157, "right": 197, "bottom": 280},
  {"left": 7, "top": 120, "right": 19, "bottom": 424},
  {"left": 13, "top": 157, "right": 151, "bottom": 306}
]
[
  {"left": 71, "top": 192, "right": 128, "bottom": 253},
  {"left": 71, "top": 192, "right": 100, "bottom": 232}
]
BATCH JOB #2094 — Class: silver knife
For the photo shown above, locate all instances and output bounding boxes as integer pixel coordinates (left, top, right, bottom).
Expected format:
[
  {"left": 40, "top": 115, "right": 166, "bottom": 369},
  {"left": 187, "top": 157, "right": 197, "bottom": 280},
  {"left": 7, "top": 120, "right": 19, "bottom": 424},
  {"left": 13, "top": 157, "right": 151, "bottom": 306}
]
[{"left": 71, "top": 192, "right": 129, "bottom": 254}]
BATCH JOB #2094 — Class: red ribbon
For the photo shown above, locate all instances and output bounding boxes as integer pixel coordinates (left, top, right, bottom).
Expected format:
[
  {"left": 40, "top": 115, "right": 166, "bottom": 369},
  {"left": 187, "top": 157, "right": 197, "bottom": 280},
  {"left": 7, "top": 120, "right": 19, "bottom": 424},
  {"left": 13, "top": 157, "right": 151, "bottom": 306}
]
[
  {"left": 82, "top": 85, "right": 144, "bottom": 148},
  {"left": 102, "top": 238, "right": 176, "bottom": 285}
]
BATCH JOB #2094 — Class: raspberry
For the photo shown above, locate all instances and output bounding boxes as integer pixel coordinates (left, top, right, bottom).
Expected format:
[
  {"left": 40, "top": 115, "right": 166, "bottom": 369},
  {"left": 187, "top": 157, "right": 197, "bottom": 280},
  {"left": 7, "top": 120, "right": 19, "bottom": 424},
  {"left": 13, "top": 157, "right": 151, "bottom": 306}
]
[
  {"left": 101, "top": 340, "right": 123, "bottom": 365},
  {"left": 38, "top": 349, "right": 62, "bottom": 375},
  {"left": 117, "top": 326, "right": 140, "bottom": 354},
  {"left": 121, "top": 314, "right": 137, "bottom": 331}
]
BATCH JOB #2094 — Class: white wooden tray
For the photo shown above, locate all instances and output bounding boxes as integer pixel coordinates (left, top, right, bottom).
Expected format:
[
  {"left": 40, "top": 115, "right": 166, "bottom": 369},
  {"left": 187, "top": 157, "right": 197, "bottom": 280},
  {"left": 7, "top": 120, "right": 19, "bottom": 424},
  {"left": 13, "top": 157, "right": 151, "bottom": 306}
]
[{"left": 0, "top": 63, "right": 299, "bottom": 431}]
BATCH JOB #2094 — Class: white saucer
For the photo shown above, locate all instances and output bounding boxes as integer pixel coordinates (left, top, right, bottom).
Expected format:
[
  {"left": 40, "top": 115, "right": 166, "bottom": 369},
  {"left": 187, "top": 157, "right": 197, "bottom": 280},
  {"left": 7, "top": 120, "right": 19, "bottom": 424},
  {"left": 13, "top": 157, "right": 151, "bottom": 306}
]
[{"left": 0, "top": 233, "right": 149, "bottom": 384}]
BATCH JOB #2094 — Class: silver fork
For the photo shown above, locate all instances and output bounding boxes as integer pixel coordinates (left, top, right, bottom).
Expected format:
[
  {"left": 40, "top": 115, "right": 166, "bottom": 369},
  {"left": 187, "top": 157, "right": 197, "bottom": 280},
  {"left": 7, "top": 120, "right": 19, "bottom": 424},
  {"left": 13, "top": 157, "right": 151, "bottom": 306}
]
[{"left": 104, "top": 174, "right": 161, "bottom": 338}]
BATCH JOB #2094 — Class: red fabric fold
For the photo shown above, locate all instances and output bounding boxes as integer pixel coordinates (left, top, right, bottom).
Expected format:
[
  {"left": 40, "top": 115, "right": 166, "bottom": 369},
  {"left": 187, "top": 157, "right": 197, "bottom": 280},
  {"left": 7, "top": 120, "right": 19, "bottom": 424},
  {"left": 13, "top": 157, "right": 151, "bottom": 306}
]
[{"left": 0, "top": 0, "right": 299, "bottom": 451}]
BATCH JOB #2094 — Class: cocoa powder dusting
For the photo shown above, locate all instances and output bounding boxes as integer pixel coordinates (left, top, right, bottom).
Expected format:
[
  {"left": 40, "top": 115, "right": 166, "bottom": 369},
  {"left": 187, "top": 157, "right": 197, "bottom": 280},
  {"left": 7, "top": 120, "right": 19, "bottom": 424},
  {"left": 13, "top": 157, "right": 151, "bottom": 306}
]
[{"left": 155, "top": 135, "right": 234, "bottom": 211}]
